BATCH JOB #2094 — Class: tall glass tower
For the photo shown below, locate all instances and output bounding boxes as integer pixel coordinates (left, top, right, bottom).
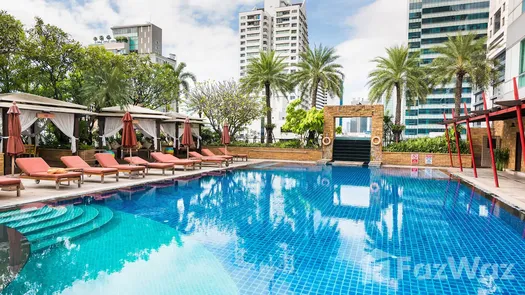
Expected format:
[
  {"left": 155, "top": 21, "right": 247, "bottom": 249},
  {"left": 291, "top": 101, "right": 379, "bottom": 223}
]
[{"left": 406, "top": 0, "right": 490, "bottom": 137}]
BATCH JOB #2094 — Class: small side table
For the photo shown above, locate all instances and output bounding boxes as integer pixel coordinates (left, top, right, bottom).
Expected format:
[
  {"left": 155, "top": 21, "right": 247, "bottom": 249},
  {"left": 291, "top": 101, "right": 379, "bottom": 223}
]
[{"left": 64, "top": 168, "right": 84, "bottom": 184}]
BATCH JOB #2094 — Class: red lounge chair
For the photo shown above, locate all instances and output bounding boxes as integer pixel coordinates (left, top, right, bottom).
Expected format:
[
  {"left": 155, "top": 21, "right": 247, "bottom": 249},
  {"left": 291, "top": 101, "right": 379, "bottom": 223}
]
[
  {"left": 16, "top": 157, "right": 82, "bottom": 190},
  {"left": 124, "top": 157, "right": 175, "bottom": 175},
  {"left": 0, "top": 177, "right": 21, "bottom": 197},
  {"left": 201, "top": 149, "right": 234, "bottom": 163},
  {"left": 95, "top": 153, "right": 146, "bottom": 179},
  {"left": 150, "top": 152, "right": 201, "bottom": 170},
  {"left": 61, "top": 156, "right": 119, "bottom": 183},
  {"left": 218, "top": 148, "right": 248, "bottom": 162},
  {"left": 188, "top": 152, "right": 229, "bottom": 167}
]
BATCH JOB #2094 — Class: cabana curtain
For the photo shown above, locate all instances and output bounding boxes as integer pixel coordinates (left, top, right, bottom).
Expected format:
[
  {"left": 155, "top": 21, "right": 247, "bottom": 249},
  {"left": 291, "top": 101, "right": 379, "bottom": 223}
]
[
  {"left": 20, "top": 110, "right": 39, "bottom": 144},
  {"left": 50, "top": 113, "right": 76, "bottom": 153},
  {"left": 102, "top": 117, "right": 123, "bottom": 146},
  {"left": 161, "top": 123, "right": 178, "bottom": 148},
  {"left": 136, "top": 119, "right": 157, "bottom": 150},
  {"left": 178, "top": 125, "right": 201, "bottom": 149}
]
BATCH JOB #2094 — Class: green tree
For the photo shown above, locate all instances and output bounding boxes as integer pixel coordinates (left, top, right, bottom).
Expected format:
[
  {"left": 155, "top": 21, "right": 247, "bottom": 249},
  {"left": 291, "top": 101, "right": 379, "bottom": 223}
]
[
  {"left": 291, "top": 45, "right": 344, "bottom": 108},
  {"left": 187, "top": 80, "right": 263, "bottom": 139},
  {"left": 429, "top": 33, "right": 494, "bottom": 116},
  {"left": 282, "top": 99, "right": 324, "bottom": 146},
  {"left": 168, "top": 61, "right": 196, "bottom": 112},
  {"left": 125, "top": 53, "right": 163, "bottom": 106},
  {"left": 0, "top": 11, "right": 25, "bottom": 93},
  {"left": 240, "top": 51, "right": 292, "bottom": 144},
  {"left": 367, "top": 45, "right": 429, "bottom": 142},
  {"left": 25, "top": 17, "right": 82, "bottom": 100},
  {"left": 75, "top": 47, "right": 130, "bottom": 144}
]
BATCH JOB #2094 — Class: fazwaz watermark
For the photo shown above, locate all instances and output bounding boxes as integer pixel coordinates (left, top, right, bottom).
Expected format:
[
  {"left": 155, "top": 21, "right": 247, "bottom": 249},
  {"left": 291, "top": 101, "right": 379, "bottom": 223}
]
[{"left": 364, "top": 249, "right": 516, "bottom": 282}]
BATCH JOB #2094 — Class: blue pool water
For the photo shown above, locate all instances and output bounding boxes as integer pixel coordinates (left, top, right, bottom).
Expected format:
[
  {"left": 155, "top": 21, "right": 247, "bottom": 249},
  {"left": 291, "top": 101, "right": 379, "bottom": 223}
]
[{"left": 1, "top": 164, "right": 525, "bottom": 294}]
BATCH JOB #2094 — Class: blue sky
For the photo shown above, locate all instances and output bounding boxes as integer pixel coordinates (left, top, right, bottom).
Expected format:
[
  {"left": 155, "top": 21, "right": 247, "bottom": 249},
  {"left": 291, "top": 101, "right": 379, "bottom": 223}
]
[{"left": 3, "top": 0, "right": 407, "bottom": 101}]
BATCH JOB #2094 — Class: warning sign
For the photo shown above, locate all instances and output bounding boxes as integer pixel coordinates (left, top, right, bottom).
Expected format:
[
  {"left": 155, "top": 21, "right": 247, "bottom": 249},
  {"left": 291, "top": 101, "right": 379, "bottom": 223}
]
[{"left": 411, "top": 154, "right": 419, "bottom": 165}]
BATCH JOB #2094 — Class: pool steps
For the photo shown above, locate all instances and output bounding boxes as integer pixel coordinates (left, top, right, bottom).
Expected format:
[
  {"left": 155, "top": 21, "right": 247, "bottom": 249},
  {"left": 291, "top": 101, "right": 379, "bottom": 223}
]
[{"left": 0, "top": 204, "right": 114, "bottom": 252}]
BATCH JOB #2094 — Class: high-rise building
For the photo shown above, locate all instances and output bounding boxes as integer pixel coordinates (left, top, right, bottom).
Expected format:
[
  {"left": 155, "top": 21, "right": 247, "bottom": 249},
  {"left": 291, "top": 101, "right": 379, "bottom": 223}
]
[
  {"left": 502, "top": 0, "right": 525, "bottom": 100},
  {"left": 406, "top": 0, "right": 490, "bottom": 137},
  {"left": 239, "top": 0, "right": 309, "bottom": 140},
  {"left": 111, "top": 23, "right": 162, "bottom": 55}
]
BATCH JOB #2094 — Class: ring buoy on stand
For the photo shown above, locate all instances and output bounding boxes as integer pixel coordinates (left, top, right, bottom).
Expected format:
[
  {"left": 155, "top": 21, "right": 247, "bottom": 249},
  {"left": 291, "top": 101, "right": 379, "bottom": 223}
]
[
  {"left": 321, "top": 178, "right": 330, "bottom": 187},
  {"left": 322, "top": 137, "right": 332, "bottom": 146},
  {"left": 372, "top": 136, "right": 381, "bottom": 146}
]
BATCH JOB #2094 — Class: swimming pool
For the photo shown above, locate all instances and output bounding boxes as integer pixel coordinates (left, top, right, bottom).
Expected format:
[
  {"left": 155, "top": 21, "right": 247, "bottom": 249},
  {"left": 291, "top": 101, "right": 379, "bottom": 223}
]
[{"left": 1, "top": 163, "right": 525, "bottom": 294}]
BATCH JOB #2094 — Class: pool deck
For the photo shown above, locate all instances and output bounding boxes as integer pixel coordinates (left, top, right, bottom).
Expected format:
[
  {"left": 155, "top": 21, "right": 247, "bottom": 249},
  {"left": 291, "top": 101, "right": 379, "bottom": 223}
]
[
  {"left": 449, "top": 168, "right": 525, "bottom": 213},
  {"left": 0, "top": 160, "right": 265, "bottom": 211}
]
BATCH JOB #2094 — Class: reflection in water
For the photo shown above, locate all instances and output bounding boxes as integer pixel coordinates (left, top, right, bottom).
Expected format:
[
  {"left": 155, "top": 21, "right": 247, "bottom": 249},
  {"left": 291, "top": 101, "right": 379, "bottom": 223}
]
[
  {"left": 0, "top": 226, "right": 29, "bottom": 290},
  {"left": 2, "top": 165, "right": 525, "bottom": 294}
]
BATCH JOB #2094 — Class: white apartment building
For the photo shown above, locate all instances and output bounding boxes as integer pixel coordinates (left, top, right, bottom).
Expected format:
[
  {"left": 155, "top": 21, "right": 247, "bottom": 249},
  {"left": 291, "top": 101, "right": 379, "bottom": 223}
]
[
  {"left": 502, "top": 0, "right": 525, "bottom": 100},
  {"left": 239, "top": 0, "right": 309, "bottom": 141},
  {"left": 473, "top": 0, "right": 509, "bottom": 113}
]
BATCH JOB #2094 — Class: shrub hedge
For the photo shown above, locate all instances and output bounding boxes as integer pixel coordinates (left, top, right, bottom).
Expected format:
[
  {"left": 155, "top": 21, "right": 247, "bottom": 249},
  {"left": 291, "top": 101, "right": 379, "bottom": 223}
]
[{"left": 384, "top": 136, "right": 470, "bottom": 154}]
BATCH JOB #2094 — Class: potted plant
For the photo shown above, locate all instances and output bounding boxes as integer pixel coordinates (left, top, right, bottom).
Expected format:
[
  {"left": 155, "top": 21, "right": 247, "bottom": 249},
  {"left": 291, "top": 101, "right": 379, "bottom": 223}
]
[{"left": 494, "top": 148, "right": 510, "bottom": 171}]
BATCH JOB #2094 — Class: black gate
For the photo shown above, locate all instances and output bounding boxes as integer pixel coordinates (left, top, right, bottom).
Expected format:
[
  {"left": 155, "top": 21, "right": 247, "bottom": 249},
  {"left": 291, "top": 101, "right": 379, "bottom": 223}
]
[{"left": 333, "top": 137, "right": 371, "bottom": 162}]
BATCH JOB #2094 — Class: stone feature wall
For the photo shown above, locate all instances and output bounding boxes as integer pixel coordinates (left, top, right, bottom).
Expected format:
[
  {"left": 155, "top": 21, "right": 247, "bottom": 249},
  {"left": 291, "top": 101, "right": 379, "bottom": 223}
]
[
  {"left": 383, "top": 152, "right": 473, "bottom": 168},
  {"left": 493, "top": 119, "right": 525, "bottom": 172},
  {"left": 207, "top": 147, "right": 321, "bottom": 162},
  {"left": 322, "top": 105, "right": 384, "bottom": 162}
]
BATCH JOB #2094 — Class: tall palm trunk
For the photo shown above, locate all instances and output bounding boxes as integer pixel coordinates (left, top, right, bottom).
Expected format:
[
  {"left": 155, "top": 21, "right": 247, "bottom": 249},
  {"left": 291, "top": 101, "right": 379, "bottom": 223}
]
[
  {"left": 454, "top": 73, "right": 464, "bottom": 117},
  {"left": 394, "top": 82, "right": 402, "bottom": 143},
  {"left": 265, "top": 82, "right": 273, "bottom": 144},
  {"left": 311, "top": 79, "right": 319, "bottom": 109}
]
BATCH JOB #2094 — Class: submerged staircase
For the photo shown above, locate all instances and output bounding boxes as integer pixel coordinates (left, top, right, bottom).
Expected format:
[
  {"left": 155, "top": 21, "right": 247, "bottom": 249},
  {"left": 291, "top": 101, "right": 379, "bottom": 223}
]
[
  {"left": 0, "top": 204, "right": 114, "bottom": 252},
  {"left": 333, "top": 138, "right": 371, "bottom": 162}
]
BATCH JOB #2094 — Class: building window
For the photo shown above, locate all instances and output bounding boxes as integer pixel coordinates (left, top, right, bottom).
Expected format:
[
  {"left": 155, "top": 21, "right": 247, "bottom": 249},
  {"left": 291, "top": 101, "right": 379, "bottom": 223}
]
[
  {"left": 503, "top": 3, "right": 505, "bottom": 11},
  {"left": 494, "top": 9, "right": 501, "bottom": 33},
  {"left": 519, "top": 40, "right": 525, "bottom": 87},
  {"left": 502, "top": 17, "right": 505, "bottom": 26}
]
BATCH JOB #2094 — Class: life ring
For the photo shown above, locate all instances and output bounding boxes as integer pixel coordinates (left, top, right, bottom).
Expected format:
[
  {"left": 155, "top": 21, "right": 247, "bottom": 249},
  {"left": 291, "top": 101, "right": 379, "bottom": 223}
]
[
  {"left": 322, "top": 137, "right": 332, "bottom": 146},
  {"left": 372, "top": 136, "right": 381, "bottom": 146},
  {"left": 321, "top": 178, "right": 330, "bottom": 187},
  {"left": 370, "top": 182, "right": 380, "bottom": 193}
]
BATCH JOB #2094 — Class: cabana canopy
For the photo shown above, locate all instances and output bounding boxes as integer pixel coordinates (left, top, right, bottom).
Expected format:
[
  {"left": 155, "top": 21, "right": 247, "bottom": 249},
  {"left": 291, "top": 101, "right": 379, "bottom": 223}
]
[
  {"left": 0, "top": 93, "right": 96, "bottom": 154},
  {"left": 161, "top": 112, "right": 205, "bottom": 150},
  {"left": 98, "top": 105, "right": 171, "bottom": 151}
]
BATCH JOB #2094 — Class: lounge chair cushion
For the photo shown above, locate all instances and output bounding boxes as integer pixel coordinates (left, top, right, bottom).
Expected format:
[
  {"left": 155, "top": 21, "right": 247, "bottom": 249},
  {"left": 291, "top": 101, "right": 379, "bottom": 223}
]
[
  {"left": 151, "top": 153, "right": 200, "bottom": 165},
  {"left": 124, "top": 157, "right": 173, "bottom": 169},
  {"left": 16, "top": 158, "right": 50, "bottom": 175},
  {"left": 95, "top": 153, "right": 122, "bottom": 168},
  {"left": 189, "top": 152, "right": 224, "bottom": 162},
  {"left": 0, "top": 178, "right": 21, "bottom": 186},
  {"left": 111, "top": 165, "right": 145, "bottom": 172},
  {"left": 61, "top": 156, "right": 91, "bottom": 169},
  {"left": 83, "top": 167, "right": 119, "bottom": 174},
  {"left": 30, "top": 172, "right": 82, "bottom": 179},
  {"left": 201, "top": 149, "right": 233, "bottom": 159}
]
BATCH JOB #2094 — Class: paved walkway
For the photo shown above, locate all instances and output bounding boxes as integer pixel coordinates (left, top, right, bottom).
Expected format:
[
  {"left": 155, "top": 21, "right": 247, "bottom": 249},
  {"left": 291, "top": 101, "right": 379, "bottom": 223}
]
[
  {"left": 450, "top": 168, "right": 525, "bottom": 212},
  {"left": 0, "top": 160, "right": 261, "bottom": 210}
]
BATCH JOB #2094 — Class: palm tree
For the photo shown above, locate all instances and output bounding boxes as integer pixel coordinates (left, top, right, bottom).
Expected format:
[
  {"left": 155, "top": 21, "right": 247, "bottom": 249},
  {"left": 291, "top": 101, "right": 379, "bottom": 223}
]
[
  {"left": 93, "top": 36, "right": 97, "bottom": 43},
  {"left": 168, "top": 61, "right": 196, "bottom": 112},
  {"left": 429, "top": 33, "right": 494, "bottom": 117},
  {"left": 241, "top": 51, "right": 292, "bottom": 144},
  {"left": 367, "top": 45, "right": 429, "bottom": 142},
  {"left": 291, "top": 45, "right": 344, "bottom": 109}
]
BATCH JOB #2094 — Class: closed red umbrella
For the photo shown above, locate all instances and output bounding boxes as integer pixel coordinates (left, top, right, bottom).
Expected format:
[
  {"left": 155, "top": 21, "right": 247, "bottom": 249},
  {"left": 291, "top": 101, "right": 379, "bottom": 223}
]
[
  {"left": 121, "top": 112, "right": 137, "bottom": 164},
  {"left": 181, "top": 118, "right": 193, "bottom": 159},
  {"left": 221, "top": 121, "right": 230, "bottom": 153},
  {"left": 7, "top": 102, "right": 25, "bottom": 176}
]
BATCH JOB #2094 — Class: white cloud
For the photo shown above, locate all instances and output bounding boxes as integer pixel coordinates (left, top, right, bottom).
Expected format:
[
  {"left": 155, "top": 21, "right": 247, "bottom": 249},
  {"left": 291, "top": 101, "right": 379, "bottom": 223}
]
[
  {"left": 1, "top": 0, "right": 256, "bottom": 82},
  {"left": 335, "top": 0, "right": 408, "bottom": 102}
]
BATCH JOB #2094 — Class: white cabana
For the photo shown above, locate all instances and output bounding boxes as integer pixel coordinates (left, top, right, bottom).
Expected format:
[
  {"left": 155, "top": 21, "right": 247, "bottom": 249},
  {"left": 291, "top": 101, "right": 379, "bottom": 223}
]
[
  {"left": 0, "top": 93, "right": 95, "bottom": 154},
  {"left": 161, "top": 112, "right": 205, "bottom": 150},
  {"left": 98, "top": 105, "right": 171, "bottom": 151}
]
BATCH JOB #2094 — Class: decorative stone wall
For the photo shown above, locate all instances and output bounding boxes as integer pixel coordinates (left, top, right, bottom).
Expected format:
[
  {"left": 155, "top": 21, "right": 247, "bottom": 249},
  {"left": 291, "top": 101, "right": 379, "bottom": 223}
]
[
  {"left": 322, "top": 105, "right": 384, "bottom": 162},
  {"left": 207, "top": 147, "right": 321, "bottom": 161},
  {"left": 383, "top": 152, "right": 473, "bottom": 168},
  {"left": 493, "top": 119, "right": 525, "bottom": 172}
]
